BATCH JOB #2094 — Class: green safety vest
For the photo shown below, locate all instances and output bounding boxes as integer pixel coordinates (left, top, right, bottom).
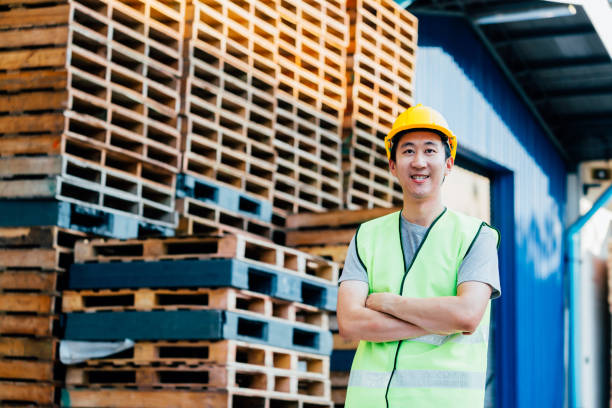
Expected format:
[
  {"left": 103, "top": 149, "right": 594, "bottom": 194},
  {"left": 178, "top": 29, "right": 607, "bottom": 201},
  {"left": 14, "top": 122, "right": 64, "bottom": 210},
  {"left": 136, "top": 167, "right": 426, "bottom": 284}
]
[{"left": 345, "top": 208, "right": 498, "bottom": 408}]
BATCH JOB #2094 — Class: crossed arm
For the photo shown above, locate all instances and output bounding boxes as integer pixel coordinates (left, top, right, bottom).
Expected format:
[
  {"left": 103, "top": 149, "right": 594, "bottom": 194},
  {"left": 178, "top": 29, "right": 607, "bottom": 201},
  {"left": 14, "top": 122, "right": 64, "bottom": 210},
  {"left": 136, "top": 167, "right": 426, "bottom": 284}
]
[{"left": 336, "top": 280, "right": 492, "bottom": 342}]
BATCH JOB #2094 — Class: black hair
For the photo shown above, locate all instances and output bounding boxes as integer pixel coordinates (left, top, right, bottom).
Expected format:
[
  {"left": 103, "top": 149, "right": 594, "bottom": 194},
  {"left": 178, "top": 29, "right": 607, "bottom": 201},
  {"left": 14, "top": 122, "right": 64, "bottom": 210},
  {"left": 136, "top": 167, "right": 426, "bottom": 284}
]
[{"left": 389, "top": 128, "right": 451, "bottom": 162}]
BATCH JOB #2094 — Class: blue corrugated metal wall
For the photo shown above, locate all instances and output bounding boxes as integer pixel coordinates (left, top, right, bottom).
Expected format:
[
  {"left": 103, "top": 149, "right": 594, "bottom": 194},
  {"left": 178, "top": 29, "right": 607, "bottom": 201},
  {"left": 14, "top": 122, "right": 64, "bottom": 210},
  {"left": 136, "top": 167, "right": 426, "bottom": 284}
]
[{"left": 413, "top": 14, "right": 567, "bottom": 407}]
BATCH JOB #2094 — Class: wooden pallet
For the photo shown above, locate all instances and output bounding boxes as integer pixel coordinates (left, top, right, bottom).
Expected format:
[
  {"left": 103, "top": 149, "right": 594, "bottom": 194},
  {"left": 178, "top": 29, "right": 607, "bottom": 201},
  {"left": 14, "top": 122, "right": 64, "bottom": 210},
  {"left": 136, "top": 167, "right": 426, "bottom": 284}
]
[
  {"left": 63, "top": 287, "right": 328, "bottom": 330},
  {"left": 177, "top": 173, "right": 273, "bottom": 223},
  {"left": 0, "top": 336, "right": 57, "bottom": 360},
  {"left": 74, "top": 234, "right": 340, "bottom": 284},
  {"left": 61, "top": 388, "right": 334, "bottom": 408},
  {"left": 273, "top": 173, "right": 343, "bottom": 214},
  {"left": 0, "top": 155, "right": 176, "bottom": 211},
  {"left": 286, "top": 228, "right": 354, "bottom": 247},
  {"left": 0, "top": 314, "right": 58, "bottom": 337},
  {"left": 182, "top": 124, "right": 276, "bottom": 201},
  {"left": 66, "top": 362, "right": 330, "bottom": 398},
  {"left": 0, "top": 246, "right": 73, "bottom": 271},
  {"left": 0, "top": 380, "right": 56, "bottom": 406},
  {"left": 0, "top": 358, "right": 55, "bottom": 381},
  {"left": 275, "top": 0, "right": 349, "bottom": 121},
  {"left": 274, "top": 154, "right": 341, "bottom": 194},
  {"left": 188, "top": 0, "right": 278, "bottom": 82},
  {"left": 344, "top": 117, "right": 390, "bottom": 158},
  {"left": 0, "top": 175, "right": 177, "bottom": 229},
  {"left": 176, "top": 197, "right": 274, "bottom": 241},
  {"left": 84, "top": 339, "right": 329, "bottom": 375},
  {"left": 69, "top": 0, "right": 185, "bottom": 80},
  {"left": 185, "top": 39, "right": 276, "bottom": 106},
  {"left": 0, "top": 293, "right": 56, "bottom": 315},
  {"left": 275, "top": 93, "right": 343, "bottom": 155},
  {"left": 294, "top": 245, "right": 348, "bottom": 264},
  {"left": 286, "top": 207, "right": 399, "bottom": 229},
  {"left": 0, "top": 269, "right": 58, "bottom": 292},
  {"left": 0, "top": 225, "right": 85, "bottom": 248}
]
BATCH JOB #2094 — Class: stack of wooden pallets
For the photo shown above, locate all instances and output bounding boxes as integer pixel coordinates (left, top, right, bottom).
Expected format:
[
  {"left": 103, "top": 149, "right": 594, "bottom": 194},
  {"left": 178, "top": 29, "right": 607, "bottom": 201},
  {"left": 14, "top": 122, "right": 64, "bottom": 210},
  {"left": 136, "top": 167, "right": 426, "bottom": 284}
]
[
  {"left": 273, "top": 0, "right": 348, "bottom": 215},
  {"left": 61, "top": 233, "right": 339, "bottom": 407},
  {"left": 343, "top": 0, "right": 417, "bottom": 209},
  {"left": 178, "top": 0, "right": 279, "bottom": 239},
  {"left": 285, "top": 207, "right": 399, "bottom": 407},
  {"left": 0, "top": 227, "right": 85, "bottom": 406},
  {"left": 0, "top": 0, "right": 185, "bottom": 234}
]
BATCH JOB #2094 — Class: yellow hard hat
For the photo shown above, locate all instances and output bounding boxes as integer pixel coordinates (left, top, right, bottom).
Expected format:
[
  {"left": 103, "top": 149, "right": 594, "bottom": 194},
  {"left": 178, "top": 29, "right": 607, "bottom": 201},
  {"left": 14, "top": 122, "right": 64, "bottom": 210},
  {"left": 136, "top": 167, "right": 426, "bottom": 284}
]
[{"left": 384, "top": 104, "right": 457, "bottom": 160}]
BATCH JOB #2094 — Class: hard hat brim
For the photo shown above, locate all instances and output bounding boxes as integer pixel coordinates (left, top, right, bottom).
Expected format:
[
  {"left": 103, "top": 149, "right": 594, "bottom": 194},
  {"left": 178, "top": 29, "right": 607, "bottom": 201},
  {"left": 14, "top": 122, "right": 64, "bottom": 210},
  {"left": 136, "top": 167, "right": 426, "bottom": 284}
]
[{"left": 386, "top": 123, "right": 455, "bottom": 143}]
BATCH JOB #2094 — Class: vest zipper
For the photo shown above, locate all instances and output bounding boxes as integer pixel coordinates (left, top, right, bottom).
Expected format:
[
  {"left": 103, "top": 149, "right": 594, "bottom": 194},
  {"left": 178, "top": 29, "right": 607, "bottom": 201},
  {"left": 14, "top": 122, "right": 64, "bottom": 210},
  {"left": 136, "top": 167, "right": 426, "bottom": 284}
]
[{"left": 383, "top": 208, "right": 447, "bottom": 408}]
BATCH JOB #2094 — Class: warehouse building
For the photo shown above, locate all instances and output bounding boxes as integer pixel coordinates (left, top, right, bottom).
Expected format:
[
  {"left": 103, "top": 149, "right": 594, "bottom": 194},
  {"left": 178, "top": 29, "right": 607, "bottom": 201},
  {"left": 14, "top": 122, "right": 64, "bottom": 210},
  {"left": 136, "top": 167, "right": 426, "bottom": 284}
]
[{"left": 1, "top": 0, "right": 611, "bottom": 407}]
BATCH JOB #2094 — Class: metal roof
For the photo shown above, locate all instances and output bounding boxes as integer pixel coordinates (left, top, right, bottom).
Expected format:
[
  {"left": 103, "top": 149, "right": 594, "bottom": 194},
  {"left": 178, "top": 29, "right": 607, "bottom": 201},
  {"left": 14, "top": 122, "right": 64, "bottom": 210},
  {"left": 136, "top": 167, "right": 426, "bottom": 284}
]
[{"left": 407, "top": 0, "right": 612, "bottom": 165}]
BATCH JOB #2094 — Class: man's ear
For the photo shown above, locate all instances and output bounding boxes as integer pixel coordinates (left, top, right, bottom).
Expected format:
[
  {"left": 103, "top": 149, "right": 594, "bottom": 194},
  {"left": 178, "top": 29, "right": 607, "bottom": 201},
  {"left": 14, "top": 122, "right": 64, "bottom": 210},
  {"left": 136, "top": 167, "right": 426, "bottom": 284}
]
[
  {"left": 445, "top": 156, "right": 454, "bottom": 175},
  {"left": 389, "top": 158, "right": 397, "bottom": 176}
]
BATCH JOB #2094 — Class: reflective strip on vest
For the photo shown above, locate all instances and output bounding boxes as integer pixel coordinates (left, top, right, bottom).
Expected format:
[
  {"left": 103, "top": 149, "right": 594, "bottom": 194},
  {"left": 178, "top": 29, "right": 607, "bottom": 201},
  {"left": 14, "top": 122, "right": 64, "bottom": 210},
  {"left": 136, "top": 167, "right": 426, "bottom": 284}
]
[
  {"left": 348, "top": 369, "right": 486, "bottom": 389},
  {"left": 448, "top": 324, "right": 490, "bottom": 345},
  {"left": 407, "top": 324, "right": 489, "bottom": 346}
]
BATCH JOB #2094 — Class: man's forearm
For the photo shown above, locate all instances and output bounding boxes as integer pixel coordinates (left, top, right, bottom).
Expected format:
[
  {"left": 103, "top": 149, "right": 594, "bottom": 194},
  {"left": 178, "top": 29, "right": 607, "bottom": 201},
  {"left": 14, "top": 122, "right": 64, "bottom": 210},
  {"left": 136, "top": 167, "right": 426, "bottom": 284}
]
[
  {"left": 368, "top": 295, "right": 475, "bottom": 335},
  {"left": 338, "top": 306, "right": 430, "bottom": 342}
]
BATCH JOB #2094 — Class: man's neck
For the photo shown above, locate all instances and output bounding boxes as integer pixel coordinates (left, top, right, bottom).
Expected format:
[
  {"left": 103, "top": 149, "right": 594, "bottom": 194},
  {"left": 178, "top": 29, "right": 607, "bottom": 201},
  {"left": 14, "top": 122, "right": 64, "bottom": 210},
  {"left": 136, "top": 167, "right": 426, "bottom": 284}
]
[{"left": 401, "top": 199, "right": 445, "bottom": 227}]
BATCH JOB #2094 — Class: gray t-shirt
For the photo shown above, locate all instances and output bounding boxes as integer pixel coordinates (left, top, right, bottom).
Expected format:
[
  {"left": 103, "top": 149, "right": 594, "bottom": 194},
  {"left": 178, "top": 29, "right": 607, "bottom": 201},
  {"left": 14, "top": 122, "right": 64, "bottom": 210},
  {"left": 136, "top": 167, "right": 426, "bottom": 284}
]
[{"left": 339, "top": 214, "right": 501, "bottom": 299}]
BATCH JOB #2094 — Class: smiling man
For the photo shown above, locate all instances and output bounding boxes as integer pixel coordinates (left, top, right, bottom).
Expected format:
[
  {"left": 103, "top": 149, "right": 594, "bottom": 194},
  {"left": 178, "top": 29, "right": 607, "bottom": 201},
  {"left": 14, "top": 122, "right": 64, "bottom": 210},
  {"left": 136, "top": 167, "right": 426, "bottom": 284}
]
[{"left": 337, "top": 104, "right": 501, "bottom": 407}]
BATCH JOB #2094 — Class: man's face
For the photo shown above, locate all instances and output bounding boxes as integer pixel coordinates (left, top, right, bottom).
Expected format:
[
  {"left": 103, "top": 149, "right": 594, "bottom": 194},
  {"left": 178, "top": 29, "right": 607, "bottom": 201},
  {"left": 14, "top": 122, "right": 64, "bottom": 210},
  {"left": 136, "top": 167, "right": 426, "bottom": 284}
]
[{"left": 389, "top": 130, "right": 453, "bottom": 201}]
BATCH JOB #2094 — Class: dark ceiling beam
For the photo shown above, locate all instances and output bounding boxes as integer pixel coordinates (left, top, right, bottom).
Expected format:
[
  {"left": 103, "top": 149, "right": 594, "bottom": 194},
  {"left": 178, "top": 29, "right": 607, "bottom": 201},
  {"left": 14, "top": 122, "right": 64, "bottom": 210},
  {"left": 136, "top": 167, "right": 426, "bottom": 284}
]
[
  {"left": 532, "top": 86, "right": 612, "bottom": 104},
  {"left": 469, "top": 1, "right": 573, "bottom": 16},
  {"left": 552, "top": 114, "right": 612, "bottom": 128},
  {"left": 514, "top": 57, "right": 612, "bottom": 78},
  {"left": 492, "top": 26, "right": 595, "bottom": 48}
]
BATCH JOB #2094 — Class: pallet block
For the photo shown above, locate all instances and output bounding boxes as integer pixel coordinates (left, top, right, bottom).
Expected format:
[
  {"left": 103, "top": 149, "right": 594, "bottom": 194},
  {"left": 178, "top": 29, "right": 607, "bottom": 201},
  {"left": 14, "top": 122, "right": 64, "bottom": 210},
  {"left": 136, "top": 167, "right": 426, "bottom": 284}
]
[{"left": 0, "top": 380, "right": 55, "bottom": 406}]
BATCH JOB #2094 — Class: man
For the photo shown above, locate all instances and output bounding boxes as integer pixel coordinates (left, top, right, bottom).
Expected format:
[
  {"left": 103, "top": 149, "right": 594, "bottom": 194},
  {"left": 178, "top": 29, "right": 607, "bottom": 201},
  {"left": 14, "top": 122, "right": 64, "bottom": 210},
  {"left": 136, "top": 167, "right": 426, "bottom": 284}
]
[{"left": 337, "top": 104, "right": 501, "bottom": 407}]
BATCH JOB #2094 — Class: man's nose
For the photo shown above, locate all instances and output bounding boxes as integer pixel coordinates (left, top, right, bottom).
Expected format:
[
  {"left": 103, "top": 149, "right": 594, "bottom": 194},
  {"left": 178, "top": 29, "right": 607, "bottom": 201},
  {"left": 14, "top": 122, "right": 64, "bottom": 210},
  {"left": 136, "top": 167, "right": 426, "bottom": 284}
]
[{"left": 411, "top": 151, "right": 426, "bottom": 167}]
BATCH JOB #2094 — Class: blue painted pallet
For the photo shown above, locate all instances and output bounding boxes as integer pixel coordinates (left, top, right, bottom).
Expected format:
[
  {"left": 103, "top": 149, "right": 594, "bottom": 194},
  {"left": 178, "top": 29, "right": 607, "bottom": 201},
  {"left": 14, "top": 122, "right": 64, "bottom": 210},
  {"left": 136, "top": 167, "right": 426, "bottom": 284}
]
[
  {"left": 177, "top": 174, "right": 273, "bottom": 223},
  {"left": 68, "top": 258, "right": 337, "bottom": 312},
  {"left": 63, "top": 310, "right": 333, "bottom": 355},
  {"left": 331, "top": 349, "right": 356, "bottom": 372},
  {"left": 0, "top": 200, "right": 174, "bottom": 239}
]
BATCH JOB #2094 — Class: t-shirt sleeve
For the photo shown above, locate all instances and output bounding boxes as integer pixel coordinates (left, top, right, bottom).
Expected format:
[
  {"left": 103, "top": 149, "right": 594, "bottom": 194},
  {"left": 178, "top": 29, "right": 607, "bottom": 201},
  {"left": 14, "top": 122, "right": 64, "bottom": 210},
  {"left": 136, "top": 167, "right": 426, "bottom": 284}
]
[
  {"left": 457, "top": 225, "right": 501, "bottom": 299},
  {"left": 338, "top": 235, "right": 369, "bottom": 285}
]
